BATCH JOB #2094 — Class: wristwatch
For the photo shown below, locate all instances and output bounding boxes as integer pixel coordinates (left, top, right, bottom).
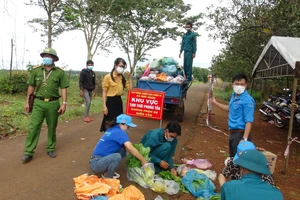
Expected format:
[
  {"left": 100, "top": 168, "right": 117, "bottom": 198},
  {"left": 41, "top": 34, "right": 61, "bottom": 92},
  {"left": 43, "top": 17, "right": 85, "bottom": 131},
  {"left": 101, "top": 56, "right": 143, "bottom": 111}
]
[{"left": 62, "top": 102, "right": 67, "bottom": 105}]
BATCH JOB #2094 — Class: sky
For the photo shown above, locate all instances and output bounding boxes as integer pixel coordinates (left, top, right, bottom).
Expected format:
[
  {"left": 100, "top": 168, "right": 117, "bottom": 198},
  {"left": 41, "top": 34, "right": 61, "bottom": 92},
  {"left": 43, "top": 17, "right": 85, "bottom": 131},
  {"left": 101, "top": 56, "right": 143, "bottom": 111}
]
[{"left": 0, "top": 0, "right": 224, "bottom": 72}]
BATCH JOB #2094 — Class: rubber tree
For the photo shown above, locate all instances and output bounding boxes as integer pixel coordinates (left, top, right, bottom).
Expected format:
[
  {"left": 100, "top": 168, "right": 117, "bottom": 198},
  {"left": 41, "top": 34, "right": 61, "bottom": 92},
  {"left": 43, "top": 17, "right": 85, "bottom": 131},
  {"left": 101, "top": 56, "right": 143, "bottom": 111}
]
[
  {"left": 111, "top": 0, "right": 203, "bottom": 73},
  {"left": 26, "top": 0, "right": 67, "bottom": 48}
]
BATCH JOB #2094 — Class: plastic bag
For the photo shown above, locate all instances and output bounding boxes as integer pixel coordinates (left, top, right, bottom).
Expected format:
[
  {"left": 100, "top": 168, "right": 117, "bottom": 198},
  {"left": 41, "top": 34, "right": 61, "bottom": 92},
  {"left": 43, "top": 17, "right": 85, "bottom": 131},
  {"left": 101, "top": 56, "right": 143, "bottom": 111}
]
[
  {"left": 161, "top": 57, "right": 178, "bottom": 66},
  {"left": 151, "top": 175, "right": 179, "bottom": 195},
  {"left": 154, "top": 195, "right": 164, "bottom": 200},
  {"left": 159, "top": 65, "right": 178, "bottom": 77},
  {"left": 171, "top": 75, "right": 185, "bottom": 83},
  {"left": 164, "top": 180, "right": 180, "bottom": 195},
  {"left": 150, "top": 59, "right": 161, "bottom": 70},
  {"left": 151, "top": 179, "right": 166, "bottom": 193},
  {"left": 109, "top": 185, "right": 145, "bottom": 200},
  {"left": 156, "top": 73, "right": 167, "bottom": 82},
  {"left": 185, "top": 159, "right": 212, "bottom": 169},
  {"left": 176, "top": 164, "right": 191, "bottom": 177},
  {"left": 202, "top": 170, "right": 217, "bottom": 181},
  {"left": 127, "top": 163, "right": 155, "bottom": 188},
  {"left": 181, "top": 169, "right": 216, "bottom": 198}
]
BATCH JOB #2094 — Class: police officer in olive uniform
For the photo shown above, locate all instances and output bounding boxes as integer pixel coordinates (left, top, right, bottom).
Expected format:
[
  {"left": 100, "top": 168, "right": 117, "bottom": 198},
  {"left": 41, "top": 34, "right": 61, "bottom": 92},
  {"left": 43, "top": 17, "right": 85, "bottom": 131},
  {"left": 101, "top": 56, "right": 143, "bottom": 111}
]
[{"left": 22, "top": 48, "right": 69, "bottom": 163}]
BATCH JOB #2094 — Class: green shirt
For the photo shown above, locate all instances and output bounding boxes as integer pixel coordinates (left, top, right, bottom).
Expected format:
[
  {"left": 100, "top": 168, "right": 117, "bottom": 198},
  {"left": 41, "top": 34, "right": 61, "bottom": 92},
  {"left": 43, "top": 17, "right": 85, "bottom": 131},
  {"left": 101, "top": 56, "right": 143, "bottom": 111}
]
[
  {"left": 180, "top": 31, "right": 197, "bottom": 54},
  {"left": 140, "top": 128, "right": 178, "bottom": 169},
  {"left": 27, "top": 64, "right": 69, "bottom": 98}
]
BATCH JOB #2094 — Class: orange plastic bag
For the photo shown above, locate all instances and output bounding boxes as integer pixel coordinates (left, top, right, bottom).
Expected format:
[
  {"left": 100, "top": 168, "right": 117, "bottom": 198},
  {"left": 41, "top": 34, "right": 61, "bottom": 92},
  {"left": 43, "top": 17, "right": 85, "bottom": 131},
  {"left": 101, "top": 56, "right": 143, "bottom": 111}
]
[
  {"left": 73, "top": 174, "right": 112, "bottom": 200},
  {"left": 103, "top": 178, "right": 121, "bottom": 197},
  {"left": 109, "top": 185, "right": 145, "bottom": 200},
  {"left": 156, "top": 73, "right": 167, "bottom": 82}
]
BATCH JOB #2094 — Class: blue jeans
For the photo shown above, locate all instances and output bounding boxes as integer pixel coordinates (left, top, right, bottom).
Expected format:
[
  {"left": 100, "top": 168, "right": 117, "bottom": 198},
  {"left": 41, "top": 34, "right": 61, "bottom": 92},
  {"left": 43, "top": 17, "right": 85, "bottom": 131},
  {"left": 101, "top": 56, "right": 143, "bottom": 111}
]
[
  {"left": 83, "top": 89, "right": 92, "bottom": 117},
  {"left": 90, "top": 148, "right": 126, "bottom": 178}
]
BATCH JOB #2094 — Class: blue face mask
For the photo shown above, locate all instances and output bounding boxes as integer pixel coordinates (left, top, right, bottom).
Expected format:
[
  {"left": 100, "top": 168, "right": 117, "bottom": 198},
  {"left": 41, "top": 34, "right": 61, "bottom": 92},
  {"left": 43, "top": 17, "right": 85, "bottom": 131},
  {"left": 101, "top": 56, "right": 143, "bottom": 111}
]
[
  {"left": 87, "top": 65, "right": 94, "bottom": 70},
  {"left": 43, "top": 57, "right": 53, "bottom": 65}
]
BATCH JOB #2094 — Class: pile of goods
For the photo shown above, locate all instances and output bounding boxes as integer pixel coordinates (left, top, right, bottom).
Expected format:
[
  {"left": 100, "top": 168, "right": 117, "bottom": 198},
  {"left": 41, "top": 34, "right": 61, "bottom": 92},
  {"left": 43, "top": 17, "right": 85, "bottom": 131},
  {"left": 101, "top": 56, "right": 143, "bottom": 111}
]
[{"left": 135, "top": 57, "right": 186, "bottom": 83}]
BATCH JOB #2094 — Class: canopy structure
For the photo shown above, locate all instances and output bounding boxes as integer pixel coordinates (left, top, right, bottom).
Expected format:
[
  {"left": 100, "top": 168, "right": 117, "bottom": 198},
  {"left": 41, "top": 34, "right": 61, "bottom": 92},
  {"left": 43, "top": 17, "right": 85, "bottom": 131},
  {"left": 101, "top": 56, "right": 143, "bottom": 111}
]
[
  {"left": 252, "top": 36, "right": 300, "bottom": 79},
  {"left": 251, "top": 36, "right": 300, "bottom": 173}
]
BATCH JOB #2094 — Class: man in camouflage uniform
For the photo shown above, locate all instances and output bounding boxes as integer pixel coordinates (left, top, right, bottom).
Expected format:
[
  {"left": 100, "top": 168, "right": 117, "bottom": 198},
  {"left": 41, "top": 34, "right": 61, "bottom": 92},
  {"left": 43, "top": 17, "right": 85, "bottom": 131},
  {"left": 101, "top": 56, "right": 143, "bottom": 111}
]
[{"left": 22, "top": 48, "right": 69, "bottom": 163}]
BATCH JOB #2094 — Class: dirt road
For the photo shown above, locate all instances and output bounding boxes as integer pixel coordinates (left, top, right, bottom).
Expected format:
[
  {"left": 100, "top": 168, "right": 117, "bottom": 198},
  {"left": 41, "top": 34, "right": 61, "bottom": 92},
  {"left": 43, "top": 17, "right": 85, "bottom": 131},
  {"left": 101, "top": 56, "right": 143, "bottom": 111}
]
[{"left": 0, "top": 84, "right": 208, "bottom": 200}]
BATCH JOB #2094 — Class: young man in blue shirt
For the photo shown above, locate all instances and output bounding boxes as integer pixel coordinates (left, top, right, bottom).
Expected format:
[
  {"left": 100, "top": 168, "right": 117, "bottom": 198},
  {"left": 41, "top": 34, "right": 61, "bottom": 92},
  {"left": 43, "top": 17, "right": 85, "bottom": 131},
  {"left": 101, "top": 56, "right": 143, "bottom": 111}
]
[
  {"left": 140, "top": 122, "right": 181, "bottom": 175},
  {"left": 212, "top": 73, "right": 255, "bottom": 157},
  {"left": 90, "top": 114, "right": 147, "bottom": 178},
  {"left": 221, "top": 149, "right": 283, "bottom": 200}
]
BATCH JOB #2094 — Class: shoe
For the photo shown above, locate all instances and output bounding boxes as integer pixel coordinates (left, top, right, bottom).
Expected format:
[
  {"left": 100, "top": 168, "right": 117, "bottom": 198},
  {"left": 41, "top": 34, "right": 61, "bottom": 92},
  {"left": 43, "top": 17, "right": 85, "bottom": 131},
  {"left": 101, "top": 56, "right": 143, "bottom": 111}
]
[
  {"left": 101, "top": 172, "right": 120, "bottom": 179},
  {"left": 22, "top": 154, "right": 33, "bottom": 163},
  {"left": 47, "top": 151, "right": 56, "bottom": 158},
  {"left": 84, "top": 118, "right": 91, "bottom": 123},
  {"left": 88, "top": 117, "right": 94, "bottom": 121},
  {"left": 113, "top": 172, "right": 120, "bottom": 179}
]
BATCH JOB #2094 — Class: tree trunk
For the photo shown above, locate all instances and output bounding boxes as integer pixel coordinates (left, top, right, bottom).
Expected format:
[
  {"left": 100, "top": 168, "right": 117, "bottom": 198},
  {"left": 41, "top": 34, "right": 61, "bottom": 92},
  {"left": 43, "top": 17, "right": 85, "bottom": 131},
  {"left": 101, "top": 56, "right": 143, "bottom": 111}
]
[
  {"left": 47, "top": 1, "right": 52, "bottom": 48},
  {"left": 10, "top": 39, "right": 13, "bottom": 80}
]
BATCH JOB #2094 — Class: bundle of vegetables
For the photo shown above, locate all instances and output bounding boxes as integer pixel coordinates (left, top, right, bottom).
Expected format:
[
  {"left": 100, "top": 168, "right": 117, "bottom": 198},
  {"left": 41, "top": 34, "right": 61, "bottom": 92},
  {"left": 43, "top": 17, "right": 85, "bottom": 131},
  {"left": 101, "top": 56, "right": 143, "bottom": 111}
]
[
  {"left": 181, "top": 169, "right": 216, "bottom": 198},
  {"left": 126, "top": 144, "right": 151, "bottom": 168},
  {"left": 126, "top": 144, "right": 155, "bottom": 188},
  {"left": 158, "top": 171, "right": 189, "bottom": 193}
]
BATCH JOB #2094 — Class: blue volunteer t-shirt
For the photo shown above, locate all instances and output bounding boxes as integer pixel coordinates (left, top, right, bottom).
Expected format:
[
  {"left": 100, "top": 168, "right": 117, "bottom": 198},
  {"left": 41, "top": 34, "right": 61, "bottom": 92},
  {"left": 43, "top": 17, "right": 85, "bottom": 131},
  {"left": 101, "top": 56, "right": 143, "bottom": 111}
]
[
  {"left": 92, "top": 125, "right": 129, "bottom": 157},
  {"left": 228, "top": 90, "right": 255, "bottom": 130}
]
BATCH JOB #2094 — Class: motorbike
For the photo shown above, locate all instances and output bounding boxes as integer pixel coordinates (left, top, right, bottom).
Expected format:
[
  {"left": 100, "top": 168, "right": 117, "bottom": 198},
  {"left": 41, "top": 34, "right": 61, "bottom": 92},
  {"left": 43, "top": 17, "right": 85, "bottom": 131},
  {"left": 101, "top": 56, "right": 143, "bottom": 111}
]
[
  {"left": 259, "top": 101, "right": 281, "bottom": 121},
  {"left": 273, "top": 106, "right": 300, "bottom": 128}
]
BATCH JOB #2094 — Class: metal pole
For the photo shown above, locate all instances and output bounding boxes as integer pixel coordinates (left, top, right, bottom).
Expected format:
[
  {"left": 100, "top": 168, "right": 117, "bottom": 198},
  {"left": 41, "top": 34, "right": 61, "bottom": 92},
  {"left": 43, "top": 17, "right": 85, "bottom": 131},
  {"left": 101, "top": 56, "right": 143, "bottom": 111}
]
[
  {"left": 285, "top": 77, "right": 298, "bottom": 172},
  {"left": 159, "top": 119, "right": 162, "bottom": 128}
]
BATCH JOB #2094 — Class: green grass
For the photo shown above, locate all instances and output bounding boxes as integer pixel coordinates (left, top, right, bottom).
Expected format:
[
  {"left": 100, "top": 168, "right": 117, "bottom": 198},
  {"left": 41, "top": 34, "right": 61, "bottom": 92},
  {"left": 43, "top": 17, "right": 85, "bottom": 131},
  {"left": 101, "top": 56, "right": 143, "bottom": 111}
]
[{"left": 0, "top": 76, "right": 105, "bottom": 135}]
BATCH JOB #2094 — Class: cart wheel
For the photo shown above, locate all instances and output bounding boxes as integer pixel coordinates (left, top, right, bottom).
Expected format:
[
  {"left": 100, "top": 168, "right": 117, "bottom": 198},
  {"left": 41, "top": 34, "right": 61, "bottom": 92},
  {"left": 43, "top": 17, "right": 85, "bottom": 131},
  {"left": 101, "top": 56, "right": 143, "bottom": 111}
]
[{"left": 177, "top": 102, "right": 185, "bottom": 122}]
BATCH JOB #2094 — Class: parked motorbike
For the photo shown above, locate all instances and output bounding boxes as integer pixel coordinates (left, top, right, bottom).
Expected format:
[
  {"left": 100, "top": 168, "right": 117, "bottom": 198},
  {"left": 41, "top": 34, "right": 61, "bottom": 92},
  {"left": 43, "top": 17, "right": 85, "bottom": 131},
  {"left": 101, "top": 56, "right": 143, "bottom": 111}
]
[
  {"left": 259, "top": 101, "right": 281, "bottom": 121},
  {"left": 273, "top": 106, "right": 300, "bottom": 128}
]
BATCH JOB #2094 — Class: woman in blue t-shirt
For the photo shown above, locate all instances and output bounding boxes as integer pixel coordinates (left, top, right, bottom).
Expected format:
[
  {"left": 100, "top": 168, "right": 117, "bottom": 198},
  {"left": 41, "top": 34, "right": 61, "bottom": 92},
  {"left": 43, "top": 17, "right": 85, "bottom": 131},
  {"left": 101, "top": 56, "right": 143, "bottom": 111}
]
[{"left": 90, "top": 114, "right": 147, "bottom": 178}]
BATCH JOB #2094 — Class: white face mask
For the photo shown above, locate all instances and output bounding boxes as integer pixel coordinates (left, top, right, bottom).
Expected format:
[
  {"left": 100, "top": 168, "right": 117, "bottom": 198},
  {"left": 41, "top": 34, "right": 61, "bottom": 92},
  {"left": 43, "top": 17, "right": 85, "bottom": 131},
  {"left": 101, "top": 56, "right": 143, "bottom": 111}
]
[
  {"left": 185, "top": 28, "right": 191, "bottom": 32},
  {"left": 116, "top": 66, "right": 124, "bottom": 74},
  {"left": 233, "top": 85, "right": 246, "bottom": 95},
  {"left": 164, "top": 132, "right": 174, "bottom": 142},
  {"left": 120, "top": 124, "right": 129, "bottom": 133}
]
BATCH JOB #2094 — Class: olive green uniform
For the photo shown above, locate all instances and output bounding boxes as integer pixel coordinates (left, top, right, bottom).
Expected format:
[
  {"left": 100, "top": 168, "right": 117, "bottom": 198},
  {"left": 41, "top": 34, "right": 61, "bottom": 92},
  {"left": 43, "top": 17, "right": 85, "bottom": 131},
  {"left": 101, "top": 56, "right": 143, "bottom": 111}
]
[{"left": 24, "top": 65, "right": 69, "bottom": 155}]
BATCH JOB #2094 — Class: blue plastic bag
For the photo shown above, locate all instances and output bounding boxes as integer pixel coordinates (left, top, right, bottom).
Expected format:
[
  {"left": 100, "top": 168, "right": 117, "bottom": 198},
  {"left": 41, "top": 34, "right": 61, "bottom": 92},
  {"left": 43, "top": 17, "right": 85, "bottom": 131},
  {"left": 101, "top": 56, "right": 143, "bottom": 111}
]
[
  {"left": 181, "top": 169, "right": 216, "bottom": 198},
  {"left": 159, "top": 65, "right": 178, "bottom": 76},
  {"left": 160, "top": 57, "right": 178, "bottom": 66}
]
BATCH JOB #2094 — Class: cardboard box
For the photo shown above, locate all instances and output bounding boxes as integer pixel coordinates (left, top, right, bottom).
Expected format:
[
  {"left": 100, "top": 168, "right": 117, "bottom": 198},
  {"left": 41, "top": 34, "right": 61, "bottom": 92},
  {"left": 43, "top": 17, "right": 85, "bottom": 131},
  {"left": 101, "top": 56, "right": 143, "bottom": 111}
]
[{"left": 261, "top": 150, "right": 277, "bottom": 174}]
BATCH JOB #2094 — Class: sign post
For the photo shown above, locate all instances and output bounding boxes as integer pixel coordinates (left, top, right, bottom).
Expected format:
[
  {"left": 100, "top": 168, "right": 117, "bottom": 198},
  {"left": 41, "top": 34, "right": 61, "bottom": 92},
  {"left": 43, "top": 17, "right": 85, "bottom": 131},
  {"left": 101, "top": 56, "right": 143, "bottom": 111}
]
[{"left": 126, "top": 89, "right": 165, "bottom": 127}]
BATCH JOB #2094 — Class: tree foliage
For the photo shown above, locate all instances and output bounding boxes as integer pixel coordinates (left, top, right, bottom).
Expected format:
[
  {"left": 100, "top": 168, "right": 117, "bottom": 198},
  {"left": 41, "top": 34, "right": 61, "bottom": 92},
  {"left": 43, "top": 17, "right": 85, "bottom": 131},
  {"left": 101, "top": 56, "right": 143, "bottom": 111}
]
[
  {"left": 112, "top": 0, "right": 204, "bottom": 73},
  {"left": 63, "top": 0, "right": 120, "bottom": 60},
  {"left": 26, "top": 0, "right": 67, "bottom": 47},
  {"left": 207, "top": 0, "right": 300, "bottom": 81},
  {"left": 192, "top": 67, "right": 210, "bottom": 83}
]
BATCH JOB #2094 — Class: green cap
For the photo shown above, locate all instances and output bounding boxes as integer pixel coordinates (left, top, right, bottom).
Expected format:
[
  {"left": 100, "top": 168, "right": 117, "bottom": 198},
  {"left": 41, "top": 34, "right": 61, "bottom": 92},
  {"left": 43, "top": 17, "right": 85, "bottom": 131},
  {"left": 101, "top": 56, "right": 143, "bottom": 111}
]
[
  {"left": 40, "top": 48, "right": 59, "bottom": 61},
  {"left": 234, "top": 149, "right": 271, "bottom": 175}
]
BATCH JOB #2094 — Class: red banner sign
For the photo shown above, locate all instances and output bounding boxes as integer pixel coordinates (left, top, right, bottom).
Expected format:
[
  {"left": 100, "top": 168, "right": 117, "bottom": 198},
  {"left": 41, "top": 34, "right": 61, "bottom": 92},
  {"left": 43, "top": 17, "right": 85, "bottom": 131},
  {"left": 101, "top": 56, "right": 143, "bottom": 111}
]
[{"left": 126, "top": 89, "right": 165, "bottom": 120}]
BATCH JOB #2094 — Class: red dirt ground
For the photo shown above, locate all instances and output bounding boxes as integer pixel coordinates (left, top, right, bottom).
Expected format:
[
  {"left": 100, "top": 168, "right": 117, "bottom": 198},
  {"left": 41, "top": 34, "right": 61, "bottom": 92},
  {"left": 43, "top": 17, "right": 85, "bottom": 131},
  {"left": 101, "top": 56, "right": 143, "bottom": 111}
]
[{"left": 176, "top": 97, "right": 300, "bottom": 200}]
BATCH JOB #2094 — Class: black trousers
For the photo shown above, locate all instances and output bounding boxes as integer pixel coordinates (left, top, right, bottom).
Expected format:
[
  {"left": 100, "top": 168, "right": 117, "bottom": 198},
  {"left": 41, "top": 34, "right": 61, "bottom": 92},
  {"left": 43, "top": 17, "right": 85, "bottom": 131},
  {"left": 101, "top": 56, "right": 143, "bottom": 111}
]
[
  {"left": 229, "top": 132, "right": 252, "bottom": 157},
  {"left": 100, "top": 96, "right": 123, "bottom": 132}
]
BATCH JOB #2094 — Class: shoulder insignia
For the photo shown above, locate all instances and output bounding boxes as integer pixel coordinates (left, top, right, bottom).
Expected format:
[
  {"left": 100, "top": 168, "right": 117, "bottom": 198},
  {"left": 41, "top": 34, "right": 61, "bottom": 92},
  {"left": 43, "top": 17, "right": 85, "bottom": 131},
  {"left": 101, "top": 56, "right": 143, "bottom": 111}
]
[
  {"left": 56, "top": 66, "right": 65, "bottom": 71},
  {"left": 32, "top": 64, "right": 42, "bottom": 69}
]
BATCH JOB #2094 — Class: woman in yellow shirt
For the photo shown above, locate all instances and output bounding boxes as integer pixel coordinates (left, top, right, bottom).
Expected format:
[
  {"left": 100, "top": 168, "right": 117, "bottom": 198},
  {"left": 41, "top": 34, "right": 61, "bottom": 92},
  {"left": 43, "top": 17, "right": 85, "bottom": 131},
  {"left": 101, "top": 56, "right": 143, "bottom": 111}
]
[{"left": 100, "top": 58, "right": 133, "bottom": 132}]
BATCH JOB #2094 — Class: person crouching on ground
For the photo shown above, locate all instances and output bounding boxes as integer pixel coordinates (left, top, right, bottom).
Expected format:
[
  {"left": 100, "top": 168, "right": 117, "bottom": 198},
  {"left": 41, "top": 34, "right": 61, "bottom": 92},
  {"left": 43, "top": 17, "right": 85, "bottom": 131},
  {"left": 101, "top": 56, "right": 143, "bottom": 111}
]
[
  {"left": 90, "top": 114, "right": 147, "bottom": 178},
  {"left": 140, "top": 122, "right": 181, "bottom": 176},
  {"left": 221, "top": 149, "right": 283, "bottom": 200},
  {"left": 218, "top": 141, "right": 274, "bottom": 186}
]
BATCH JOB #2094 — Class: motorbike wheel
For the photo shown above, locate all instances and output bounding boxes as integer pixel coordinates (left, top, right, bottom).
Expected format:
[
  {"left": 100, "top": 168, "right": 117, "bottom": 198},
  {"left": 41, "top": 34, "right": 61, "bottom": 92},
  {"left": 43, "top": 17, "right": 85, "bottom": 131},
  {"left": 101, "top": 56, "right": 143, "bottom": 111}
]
[
  {"left": 259, "top": 107, "right": 270, "bottom": 121},
  {"left": 259, "top": 112, "right": 270, "bottom": 121},
  {"left": 274, "top": 117, "right": 286, "bottom": 128}
]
